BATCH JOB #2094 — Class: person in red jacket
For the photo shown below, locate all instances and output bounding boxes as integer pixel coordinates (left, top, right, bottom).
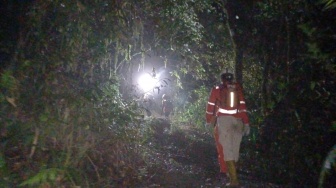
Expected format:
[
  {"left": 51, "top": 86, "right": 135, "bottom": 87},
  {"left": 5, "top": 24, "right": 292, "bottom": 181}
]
[{"left": 206, "top": 70, "right": 250, "bottom": 187}]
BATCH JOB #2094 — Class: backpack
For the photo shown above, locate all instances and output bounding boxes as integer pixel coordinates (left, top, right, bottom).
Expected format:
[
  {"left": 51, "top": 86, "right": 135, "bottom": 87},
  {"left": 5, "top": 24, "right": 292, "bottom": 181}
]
[{"left": 221, "top": 83, "right": 239, "bottom": 108}]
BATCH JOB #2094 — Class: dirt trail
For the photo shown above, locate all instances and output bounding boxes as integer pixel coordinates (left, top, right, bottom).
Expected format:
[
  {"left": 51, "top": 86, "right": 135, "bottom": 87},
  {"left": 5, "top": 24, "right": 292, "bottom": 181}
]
[{"left": 138, "top": 119, "right": 283, "bottom": 188}]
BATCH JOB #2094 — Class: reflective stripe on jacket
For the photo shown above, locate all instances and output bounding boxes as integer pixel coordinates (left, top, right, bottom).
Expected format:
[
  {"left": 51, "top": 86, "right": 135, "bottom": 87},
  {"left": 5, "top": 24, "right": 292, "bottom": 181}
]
[{"left": 206, "top": 83, "right": 249, "bottom": 124}]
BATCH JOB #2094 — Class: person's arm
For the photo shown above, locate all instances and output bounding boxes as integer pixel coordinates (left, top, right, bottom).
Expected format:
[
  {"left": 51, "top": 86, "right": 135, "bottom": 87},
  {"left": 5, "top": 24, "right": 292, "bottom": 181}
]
[
  {"left": 206, "top": 87, "right": 218, "bottom": 124},
  {"left": 237, "top": 83, "right": 250, "bottom": 135},
  {"left": 237, "top": 84, "right": 249, "bottom": 124}
]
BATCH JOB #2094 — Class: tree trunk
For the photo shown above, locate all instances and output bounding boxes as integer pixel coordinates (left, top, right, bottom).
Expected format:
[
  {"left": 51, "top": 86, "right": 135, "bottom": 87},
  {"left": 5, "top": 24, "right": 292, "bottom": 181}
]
[
  {"left": 224, "top": 0, "right": 253, "bottom": 83},
  {"left": 235, "top": 48, "right": 243, "bottom": 83},
  {"left": 262, "top": 53, "right": 270, "bottom": 116}
]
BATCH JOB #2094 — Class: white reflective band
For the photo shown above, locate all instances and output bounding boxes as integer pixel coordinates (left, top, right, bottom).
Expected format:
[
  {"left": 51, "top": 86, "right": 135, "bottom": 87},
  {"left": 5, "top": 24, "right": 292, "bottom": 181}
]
[
  {"left": 216, "top": 86, "right": 219, "bottom": 89},
  {"left": 239, "top": 109, "right": 247, "bottom": 112},
  {"left": 208, "top": 102, "right": 215, "bottom": 105},
  {"left": 230, "top": 92, "right": 234, "bottom": 107},
  {"left": 240, "top": 101, "right": 245, "bottom": 104},
  {"left": 206, "top": 111, "right": 213, "bottom": 114},
  {"left": 218, "top": 108, "right": 237, "bottom": 114}
]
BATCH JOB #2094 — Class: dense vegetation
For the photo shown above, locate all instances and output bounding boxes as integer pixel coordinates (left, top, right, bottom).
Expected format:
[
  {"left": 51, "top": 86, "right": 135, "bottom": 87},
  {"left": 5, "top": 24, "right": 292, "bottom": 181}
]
[{"left": 1, "top": 0, "right": 335, "bottom": 187}]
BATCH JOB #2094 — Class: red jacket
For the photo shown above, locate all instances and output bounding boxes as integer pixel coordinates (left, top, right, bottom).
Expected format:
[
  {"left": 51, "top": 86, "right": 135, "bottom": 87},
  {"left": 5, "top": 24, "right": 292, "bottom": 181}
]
[{"left": 206, "top": 82, "right": 249, "bottom": 125}]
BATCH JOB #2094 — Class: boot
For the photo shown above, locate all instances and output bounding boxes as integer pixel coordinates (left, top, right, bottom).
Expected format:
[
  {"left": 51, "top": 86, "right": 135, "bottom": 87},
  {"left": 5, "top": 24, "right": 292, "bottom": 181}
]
[{"left": 225, "top": 160, "right": 239, "bottom": 187}]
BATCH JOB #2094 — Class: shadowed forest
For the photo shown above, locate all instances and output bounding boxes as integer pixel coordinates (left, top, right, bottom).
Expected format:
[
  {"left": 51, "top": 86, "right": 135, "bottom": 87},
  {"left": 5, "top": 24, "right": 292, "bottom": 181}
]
[{"left": 1, "top": 0, "right": 335, "bottom": 187}]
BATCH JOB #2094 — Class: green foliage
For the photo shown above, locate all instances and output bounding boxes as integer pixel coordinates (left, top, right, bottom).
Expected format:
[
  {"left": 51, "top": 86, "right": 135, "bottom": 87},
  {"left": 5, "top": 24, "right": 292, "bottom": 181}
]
[
  {"left": 319, "top": 145, "right": 336, "bottom": 188},
  {"left": 3, "top": 0, "right": 221, "bottom": 187},
  {"left": 174, "top": 86, "right": 209, "bottom": 128},
  {"left": 0, "top": 70, "right": 19, "bottom": 106},
  {"left": 0, "top": 153, "right": 7, "bottom": 179},
  {"left": 1, "top": 0, "right": 335, "bottom": 187},
  {"left": 222, "top": 0, "right": 336, "bottom": 186},
  {"left": 320, "top": 0, "right": 336, "bottom": 10},
  {"left": 19, "top": 168, "right": 64, "bottom": 187},
  {"left": 0, "top": 70, "right": 15, "bottom": 90},
  {"left": 0, "top": 154, "right": 5, "bottom": 169}
]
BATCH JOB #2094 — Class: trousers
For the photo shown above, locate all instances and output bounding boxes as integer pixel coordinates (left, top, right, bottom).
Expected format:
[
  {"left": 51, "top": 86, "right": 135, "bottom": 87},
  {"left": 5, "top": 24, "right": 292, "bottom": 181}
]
[{"left": 216, "top": 116, "right": 244, "bottom": 162}]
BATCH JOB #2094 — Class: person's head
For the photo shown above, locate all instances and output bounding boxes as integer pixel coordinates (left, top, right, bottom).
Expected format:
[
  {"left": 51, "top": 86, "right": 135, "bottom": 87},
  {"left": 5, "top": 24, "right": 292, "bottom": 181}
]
[
  {"left": 221, "top": 71, "right": 234, "bottom": 83},
  {"left": 162, "top": 94, "right": 169, "bottom": 100}
]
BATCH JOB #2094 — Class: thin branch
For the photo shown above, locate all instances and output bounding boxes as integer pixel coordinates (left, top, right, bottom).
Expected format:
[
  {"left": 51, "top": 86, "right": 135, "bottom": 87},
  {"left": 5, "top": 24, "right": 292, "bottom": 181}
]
[{"left": 29, "top": 127, "right": 39, "bottom": 159}]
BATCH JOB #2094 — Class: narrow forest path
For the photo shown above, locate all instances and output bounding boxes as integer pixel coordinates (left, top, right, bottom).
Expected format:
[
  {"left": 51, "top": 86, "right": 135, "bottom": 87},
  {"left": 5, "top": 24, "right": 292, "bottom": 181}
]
[{"left": 137, "top": 118, "right": 284, "bottom": 188}]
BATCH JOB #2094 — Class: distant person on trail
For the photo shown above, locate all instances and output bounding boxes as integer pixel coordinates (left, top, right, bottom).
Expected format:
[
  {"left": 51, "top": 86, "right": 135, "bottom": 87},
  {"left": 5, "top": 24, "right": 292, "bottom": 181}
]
[
  {"left": 205, "top": 70, "right": 250, "bottom": 187},
  {"left": 161, "top": 94, "right": 173, "bottom": 118},
  {"left": 143, "top": 93, "right": 154, "bottom": 117}
]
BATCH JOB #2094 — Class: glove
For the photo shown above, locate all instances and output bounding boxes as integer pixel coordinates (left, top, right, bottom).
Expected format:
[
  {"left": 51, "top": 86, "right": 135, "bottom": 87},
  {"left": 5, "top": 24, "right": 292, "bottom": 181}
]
[{"left": 243, "top": 124, "right": 250, "bottom": 136}]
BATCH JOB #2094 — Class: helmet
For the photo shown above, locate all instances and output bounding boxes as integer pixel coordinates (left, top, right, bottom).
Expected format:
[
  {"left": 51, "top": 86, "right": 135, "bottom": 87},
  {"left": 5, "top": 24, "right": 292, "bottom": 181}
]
[
  {"left": 221, "top": 73, "right": 234, "bottom": 82},
  {"left": 221, "top": 69, "right": 234, "bottom": 82}
]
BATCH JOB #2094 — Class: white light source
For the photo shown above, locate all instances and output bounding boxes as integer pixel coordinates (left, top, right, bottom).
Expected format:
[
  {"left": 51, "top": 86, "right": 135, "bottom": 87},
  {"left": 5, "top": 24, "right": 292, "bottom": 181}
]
[{"left": 138, "top": 74, "right": 157, "bottom": 92}]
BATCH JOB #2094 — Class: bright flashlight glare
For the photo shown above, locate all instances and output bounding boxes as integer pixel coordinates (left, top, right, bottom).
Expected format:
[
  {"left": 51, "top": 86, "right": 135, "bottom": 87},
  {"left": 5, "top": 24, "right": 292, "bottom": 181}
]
[{"left": 138, "top": 74, "right": 157, "bottom": 91}]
